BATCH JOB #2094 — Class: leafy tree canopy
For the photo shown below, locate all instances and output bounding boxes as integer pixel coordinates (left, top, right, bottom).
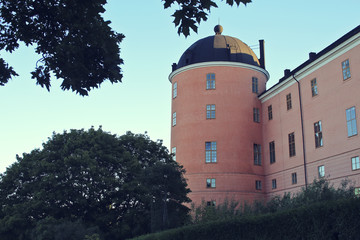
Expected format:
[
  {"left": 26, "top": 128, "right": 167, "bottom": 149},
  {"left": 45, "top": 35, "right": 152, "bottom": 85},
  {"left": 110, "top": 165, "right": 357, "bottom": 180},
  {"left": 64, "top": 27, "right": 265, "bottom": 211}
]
[
  {"left": 0, "top": 0, "right": 251, "bottom": 95},
  {"left": 0, "top": 128, "right": 190, "bottom": 240},
  {"left": 164, "top": 0, "right": 252, "bottom": 37}
]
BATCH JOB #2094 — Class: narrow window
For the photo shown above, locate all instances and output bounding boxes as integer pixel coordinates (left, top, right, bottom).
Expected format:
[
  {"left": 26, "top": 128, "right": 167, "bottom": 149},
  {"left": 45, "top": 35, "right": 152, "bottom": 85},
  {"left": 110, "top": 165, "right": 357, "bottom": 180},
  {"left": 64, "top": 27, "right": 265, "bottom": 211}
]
[
  {"left": 272, "top": 179, "right": 277, "bottom": 189},
  {"left": 173, "top": 82, "right": 177, "bottom": 98},
  {"left": 288, "top": 132, "right": 296, "bottom": 157},
  {"left": 314, "top": 121, "right": 323, "bottom": 148},
  {"left": 255, "top": 180, "right": 262, "bottom": 190},
  {"left": 172, "top": 112, "right": 176, "bottom": 126},
  {"left": 252, "top": 77, "right": 258, "bottom": 93},
  {"left": 291, "top": 172, "right": 297, "bottom": 184},
  {"left": 205, "top": 141, "right": 217, "bottom": 163},
  {"left": 355, "top": 187, "right": 360, "bottom": 196},
  {"left": 206, "top": 104, "right": 216, "bottom": 119},
  {"left": 254, "top": 144, "right": 261, "bottom": 166},
  {"left": 269, "top": 141, "right": 276, "bottom": 164},
  {"left": 346, "top": 107, "right": 357, "bottom": 137},
  {"left": 286, "top": 93, "right": 292, "bottom": 110},
  {"left": 206, "top": 73, "right": 216, "bottom": 89},
  {"left": 206, "top": 178, "right": 216, "bottom": 188},
  {"left": 342, "top": 59, "right": 351, "bottom": 80},
  {"left": 311, "top": 78, "right": 318, "bottom": 97},
  {"left": 171, "top": 147, "right": 176, "bottom": 161},
  {"left": 352, "top": 156, "right": 360, "bottom": 170},
  {"left": 253, "top": 108, "right": 260, "bottom": 123},
  {"left": 318, "top": 165, "right": 325, "bottom": 178},
  {"left": 268, "top": 105, "right": 273, "bottom": 120}
]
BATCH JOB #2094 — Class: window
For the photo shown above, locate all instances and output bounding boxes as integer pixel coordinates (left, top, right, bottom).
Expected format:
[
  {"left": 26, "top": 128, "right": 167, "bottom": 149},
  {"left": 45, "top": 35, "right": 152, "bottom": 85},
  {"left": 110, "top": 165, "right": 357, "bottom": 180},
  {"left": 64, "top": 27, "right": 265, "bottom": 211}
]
[
  {"left": 206, "top": 178, "right": 216, "bottom": 188},
  {"left": 268, "top": 105, "right": 273, "bottom": 120},
  {"left": 252, "top": 77, "right": 258, "bottom": 93},
  {"left": 272, "top": 179, "right": 277, "bottom": 189},
  {"left": 314, "top": 121, "right": 323, "bottom": 148},
  {"left": 254, "top": 144, "right": 261, "bottom": 165},
  {"left": 346, "top": 107, "right": 357, "bottom": 137},
  {"left": 269, "top": 141, "right": 276, "bottom": 164},
  {"left": 207, "top": 201, "right": 216, "bottom": 206},
  {"left": 318, "top": 165, "right": 325, "bottom": 178},
  {"left": 355, "top": 188, "right": 360, "bottom": 196},
  {"left": 172, "top": 112, "right": 176, "bottom": 126},
  {"left": 206, "top": 73, "right": 216, "bottom": 89},
  {"left": 206, "top": 104, "right": 216, "bottom": 119},
  {"left": 173, "top": 82, "right": 177, "bottom": 98},
  {"left": 288, "top": 132, "right": 296, "bottom": 157},
  {"left": 342, "top": 59, "right": 351, "bottom": 80},
  {"left": 253, "top": 108, "right": 260, "bottom": 123},
  {"left": 171, "top": 147, "right": 176, "bottom": 161},
  {"left": 291, "top": 172, "right": 297, "bottom": 184},
  {"left": 255, "top": 180, "right": 262, "bottom": 190},
  {"left": 286, "top": 93, "right": 292, "bottom": 110},
  {"left": 205, "top": 141, "right": 217, "bottom": 163},
  {"left": 352, "top": 156, "right": 360, "bottom": 170},
  {"left": 311, "top": 78, "right": 318, "bottom": 96}
]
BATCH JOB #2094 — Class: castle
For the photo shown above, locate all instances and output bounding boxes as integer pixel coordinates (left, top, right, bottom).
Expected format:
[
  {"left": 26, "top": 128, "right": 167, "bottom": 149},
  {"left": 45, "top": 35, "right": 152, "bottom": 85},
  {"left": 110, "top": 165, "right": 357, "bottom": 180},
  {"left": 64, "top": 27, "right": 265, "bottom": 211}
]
[{"left": 169, "top": 25, "right": 360, "bottom": 206}]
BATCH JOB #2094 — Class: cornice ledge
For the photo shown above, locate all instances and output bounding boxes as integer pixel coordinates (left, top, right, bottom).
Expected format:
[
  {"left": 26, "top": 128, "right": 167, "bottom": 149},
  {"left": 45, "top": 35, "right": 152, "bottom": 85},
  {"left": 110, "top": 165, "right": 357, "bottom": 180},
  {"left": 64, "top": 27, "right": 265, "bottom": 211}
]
[{"left": 169, "top": 61, "right": 270, "bottom": 82}]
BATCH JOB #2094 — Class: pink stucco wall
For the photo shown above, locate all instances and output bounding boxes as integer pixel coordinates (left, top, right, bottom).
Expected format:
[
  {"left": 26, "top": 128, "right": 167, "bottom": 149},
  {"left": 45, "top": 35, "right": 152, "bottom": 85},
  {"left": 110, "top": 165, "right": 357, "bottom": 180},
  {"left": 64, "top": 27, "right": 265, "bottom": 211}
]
[
  {"left": 170, "top": 29, "right": 360, "bottom": 206},
  {"left": 171, "top": 65, "right": 268, "bottom": 205},
  {"left": 262, "top": 44, "right": 360, "bottom": 199}
]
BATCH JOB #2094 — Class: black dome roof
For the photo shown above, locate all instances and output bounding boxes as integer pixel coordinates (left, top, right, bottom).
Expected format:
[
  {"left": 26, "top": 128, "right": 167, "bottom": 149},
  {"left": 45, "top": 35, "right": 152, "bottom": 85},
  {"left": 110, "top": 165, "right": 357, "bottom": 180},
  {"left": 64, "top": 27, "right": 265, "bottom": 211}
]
[{"left": 176, "top": 26, "right": 260, "bottom": 69}]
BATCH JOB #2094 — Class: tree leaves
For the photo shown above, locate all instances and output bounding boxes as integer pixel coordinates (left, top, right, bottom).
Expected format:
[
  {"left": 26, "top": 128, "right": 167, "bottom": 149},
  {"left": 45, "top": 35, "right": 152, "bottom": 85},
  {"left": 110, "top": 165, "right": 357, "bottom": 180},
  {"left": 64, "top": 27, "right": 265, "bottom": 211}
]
[
  {"left": 0, "top": 0, "right": 123, "bottom": 96},
  {"left": 0, "top": 128, "right": 190, "bottom": 239},
  {"left": 0, "top": 0, "right": 253, "bottom": 94},
  {"left": 164, "top": 0, "right": 252, "bottom": 37},
  {"left": 0, "top": 58, "right": 18, "bottom": 86}
]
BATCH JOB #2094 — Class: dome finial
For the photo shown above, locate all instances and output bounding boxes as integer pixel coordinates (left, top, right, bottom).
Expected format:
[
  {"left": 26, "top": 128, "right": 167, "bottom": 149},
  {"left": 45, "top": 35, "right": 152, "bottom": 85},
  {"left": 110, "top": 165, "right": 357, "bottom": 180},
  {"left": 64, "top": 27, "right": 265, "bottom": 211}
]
[{"left": 214, "top": 25, "right": 223, "bottom": 35}]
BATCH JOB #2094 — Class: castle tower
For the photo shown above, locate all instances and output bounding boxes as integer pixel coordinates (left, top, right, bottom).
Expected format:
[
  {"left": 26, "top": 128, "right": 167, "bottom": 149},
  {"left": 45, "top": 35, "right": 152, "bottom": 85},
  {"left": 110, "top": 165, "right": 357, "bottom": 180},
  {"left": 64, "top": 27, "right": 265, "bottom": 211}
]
[{"left": 169, "top": 26, "right": 270, "bottom": 206}]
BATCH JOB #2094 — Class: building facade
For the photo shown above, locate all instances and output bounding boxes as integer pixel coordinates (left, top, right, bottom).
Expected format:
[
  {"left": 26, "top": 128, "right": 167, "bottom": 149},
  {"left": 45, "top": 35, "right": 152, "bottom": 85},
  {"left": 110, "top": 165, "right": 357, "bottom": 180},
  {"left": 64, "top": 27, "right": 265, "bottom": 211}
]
[{"left": 169, "top": 25, "right": 360, "bottom": 206}]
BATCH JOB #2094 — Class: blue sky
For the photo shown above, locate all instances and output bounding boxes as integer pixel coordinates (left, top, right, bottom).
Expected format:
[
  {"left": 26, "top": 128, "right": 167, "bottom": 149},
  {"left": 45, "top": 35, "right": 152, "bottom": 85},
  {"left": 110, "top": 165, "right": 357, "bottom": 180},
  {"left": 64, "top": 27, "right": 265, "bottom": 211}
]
[{"left": 1, "top": 0, "right": 359, "bottom": 173}]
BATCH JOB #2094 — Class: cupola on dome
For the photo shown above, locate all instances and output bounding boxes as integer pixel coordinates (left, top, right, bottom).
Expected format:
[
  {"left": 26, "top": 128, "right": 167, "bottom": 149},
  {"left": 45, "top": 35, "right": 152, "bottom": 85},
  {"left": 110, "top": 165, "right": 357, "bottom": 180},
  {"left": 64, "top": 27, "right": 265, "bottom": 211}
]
[{"left": 176, "top": 25, "right": 260, "bottom": 69}]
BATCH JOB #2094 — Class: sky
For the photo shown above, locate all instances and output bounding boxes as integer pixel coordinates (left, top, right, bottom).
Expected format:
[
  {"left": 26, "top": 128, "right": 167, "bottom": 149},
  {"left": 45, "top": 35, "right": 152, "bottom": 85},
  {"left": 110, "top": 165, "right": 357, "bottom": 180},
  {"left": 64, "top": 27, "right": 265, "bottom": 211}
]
[{"left": 1, "top": 0, "right": 359, "bottom": 174}]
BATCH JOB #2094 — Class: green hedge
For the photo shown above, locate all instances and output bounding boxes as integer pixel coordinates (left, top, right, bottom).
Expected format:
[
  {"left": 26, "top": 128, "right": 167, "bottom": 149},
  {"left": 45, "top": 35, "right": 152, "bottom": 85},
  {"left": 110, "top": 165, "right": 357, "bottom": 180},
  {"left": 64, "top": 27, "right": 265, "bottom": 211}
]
[{"left": 130, "top": 198, "right": 360, "bottom": 240}]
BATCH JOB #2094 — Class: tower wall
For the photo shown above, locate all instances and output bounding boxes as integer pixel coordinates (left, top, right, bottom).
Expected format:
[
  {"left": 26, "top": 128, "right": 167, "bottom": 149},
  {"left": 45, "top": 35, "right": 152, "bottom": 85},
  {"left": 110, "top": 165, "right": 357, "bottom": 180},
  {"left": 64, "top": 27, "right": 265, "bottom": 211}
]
[{"left": 170, "top": 63, "right": 268, "bottom": 205}]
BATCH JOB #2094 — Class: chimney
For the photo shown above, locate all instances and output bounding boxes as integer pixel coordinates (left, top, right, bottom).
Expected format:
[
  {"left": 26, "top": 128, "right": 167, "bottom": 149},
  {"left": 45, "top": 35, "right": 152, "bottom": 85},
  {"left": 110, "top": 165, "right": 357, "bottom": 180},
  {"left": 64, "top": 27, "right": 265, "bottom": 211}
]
[
  {"left": 172, "top": 63, "right": 177, "bottom": 72},
  {"left": 259, "top": 39, "right": 265, "bottom": 69},
  {"left": 284, "top": 69, "right": 291, "bottom": 77},
  {"left": 309, "top": 52, "right": 316, "bottom": 60}
]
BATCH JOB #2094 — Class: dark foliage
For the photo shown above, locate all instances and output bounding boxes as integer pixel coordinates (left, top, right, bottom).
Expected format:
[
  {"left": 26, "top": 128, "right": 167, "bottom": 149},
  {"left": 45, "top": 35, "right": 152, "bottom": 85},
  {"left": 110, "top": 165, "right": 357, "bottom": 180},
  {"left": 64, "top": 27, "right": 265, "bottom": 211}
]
[
  {"left": 163, "top": 0, "right": 252, "bottom": 37},
  {"left": 0, "top": 0, "right": 252, "bottom": 94},
  {"left": 0, "top": 128, "right": 190, "bottom": 240},
  {"left": 0, "top": 0, "right": 124, "bottom": 95}
]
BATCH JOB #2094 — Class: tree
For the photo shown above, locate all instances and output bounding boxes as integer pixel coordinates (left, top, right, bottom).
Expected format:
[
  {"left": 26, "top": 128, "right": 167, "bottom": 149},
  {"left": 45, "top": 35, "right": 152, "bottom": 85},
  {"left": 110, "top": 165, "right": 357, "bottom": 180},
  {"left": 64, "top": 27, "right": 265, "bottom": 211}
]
[
  {"left": 164, "top": 0, "right": 252, "bottom": 37},
  {"left": 0, "top": 128, "right": 190, "bottom": 240},
  {"left": 0, "top": 0, "right": 251, "bottom": 95}
]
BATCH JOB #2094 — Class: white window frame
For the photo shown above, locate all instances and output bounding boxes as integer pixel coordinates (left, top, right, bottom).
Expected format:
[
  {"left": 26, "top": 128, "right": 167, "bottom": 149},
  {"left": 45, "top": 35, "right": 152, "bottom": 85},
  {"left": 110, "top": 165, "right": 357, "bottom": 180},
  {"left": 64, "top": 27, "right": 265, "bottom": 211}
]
[
  {"left": 346, "top": 107, "right": 357, "bottom": 137},
  {"left": 172, "top": 147, "right": 176, "bottom": 161},
  {"left": 352, "top": 156, "right": 360, "bottom": 170},
  {"left": 173, "top": 82, "right": 177, "bottom": 98},
  {"left": 206, "top": 178, "right": 216, "bottom": 188},
  {"left": 206, "top": 73, "right": 215, "bottom": 90},
  {"left": 205, "top": 141, "right": 217, "bottom": 163},
  {"left": 172, "top": 112, "right": 176, "bottom": 126},
  {"left": 318, "top": 165, "right": 325, "bottom": 178},
  {"left": 206, "top": 104, "right": 216, "bottom": 119},
  {"left": 342, "top": 59, "right": 351, "bottom": 80}
]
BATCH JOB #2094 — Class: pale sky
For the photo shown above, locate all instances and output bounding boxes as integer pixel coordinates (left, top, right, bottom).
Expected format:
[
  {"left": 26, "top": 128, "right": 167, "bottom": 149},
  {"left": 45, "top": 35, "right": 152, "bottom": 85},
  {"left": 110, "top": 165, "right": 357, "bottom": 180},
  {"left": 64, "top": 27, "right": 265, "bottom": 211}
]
[{"left": 1, "top": 0, "right": 359, "bottom": 174}]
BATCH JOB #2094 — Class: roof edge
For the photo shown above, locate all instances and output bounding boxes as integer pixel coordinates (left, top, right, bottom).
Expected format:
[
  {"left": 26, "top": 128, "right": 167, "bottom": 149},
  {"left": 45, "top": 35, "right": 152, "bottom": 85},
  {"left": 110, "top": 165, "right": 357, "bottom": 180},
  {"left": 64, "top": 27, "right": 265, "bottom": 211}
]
[
  {"left": 169, "top": 61, "right": 270, "bottom": 82},
  {"left": 259, "top": 25, "right": 360, "bottom": 100}
]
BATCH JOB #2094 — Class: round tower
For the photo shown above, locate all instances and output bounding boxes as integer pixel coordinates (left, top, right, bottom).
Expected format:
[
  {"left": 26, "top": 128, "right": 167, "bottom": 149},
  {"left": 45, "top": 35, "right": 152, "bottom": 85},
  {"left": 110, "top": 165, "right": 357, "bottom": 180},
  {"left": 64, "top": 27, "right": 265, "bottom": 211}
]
[{"left": 170, "top": 26, "right": 270, "bottom": 206}]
